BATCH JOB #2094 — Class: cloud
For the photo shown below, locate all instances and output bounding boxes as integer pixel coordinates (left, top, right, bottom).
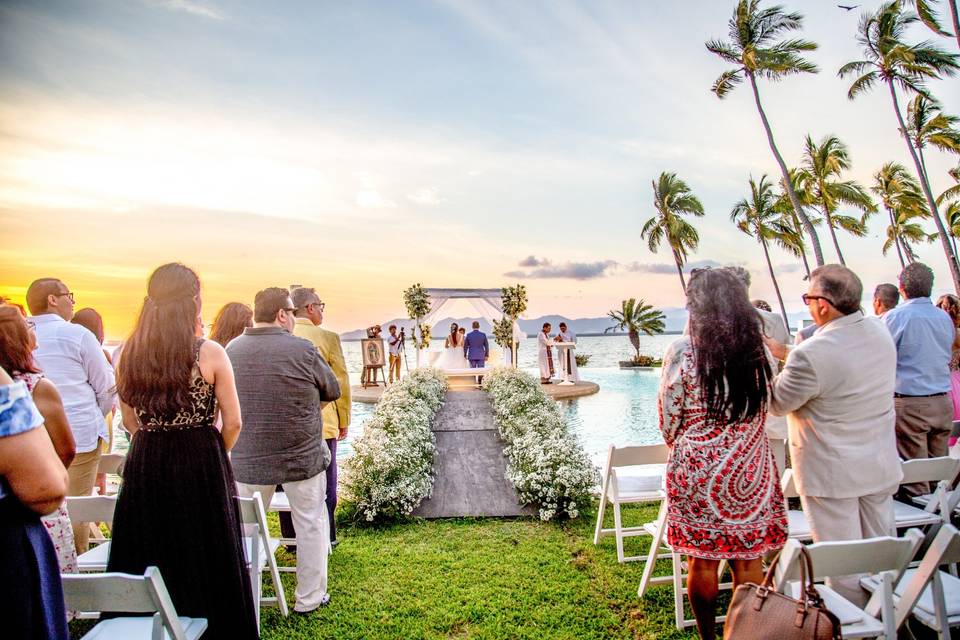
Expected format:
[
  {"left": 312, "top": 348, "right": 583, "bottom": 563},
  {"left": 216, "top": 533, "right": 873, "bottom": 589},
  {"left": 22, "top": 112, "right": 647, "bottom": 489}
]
[
  {"left": 625, "top": 259, "right": 724, "bottom": 274},
  {"left": 505, "top": 259, "right": 618, "bottom": 280},
  {"left": 355, "top": 189, "right": 397, "bottom": 209},
  {"left": 518, "top": 255, "right": 548, "bottom": 267},
  {"left": 775, "top": 263, "right": 802, "bottom": 274},
  {"left": 147, "top": 0, "right": 224, "bottom": 20},
  {"left": 407, "top": 187, "right": 445, "bottom": 206}
]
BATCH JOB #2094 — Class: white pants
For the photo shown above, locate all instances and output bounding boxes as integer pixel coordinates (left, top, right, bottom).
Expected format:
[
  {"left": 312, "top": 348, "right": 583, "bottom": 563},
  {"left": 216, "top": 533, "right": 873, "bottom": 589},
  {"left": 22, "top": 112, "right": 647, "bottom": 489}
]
[
  {"left": 238, "top": 473, "right": 329, "bottom": 611},
  {"left": 800, "top": 492, "right": 895, "bottom": 606}
]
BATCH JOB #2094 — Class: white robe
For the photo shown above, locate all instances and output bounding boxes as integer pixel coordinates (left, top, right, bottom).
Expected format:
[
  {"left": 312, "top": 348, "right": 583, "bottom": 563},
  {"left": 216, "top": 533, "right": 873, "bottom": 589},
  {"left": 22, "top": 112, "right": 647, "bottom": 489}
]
[
  {"left": 557, "top": 330, "right": 580, "bottom": 382},
  {"left": 538, "top": 331, "right": 554, "bottom": 379}
]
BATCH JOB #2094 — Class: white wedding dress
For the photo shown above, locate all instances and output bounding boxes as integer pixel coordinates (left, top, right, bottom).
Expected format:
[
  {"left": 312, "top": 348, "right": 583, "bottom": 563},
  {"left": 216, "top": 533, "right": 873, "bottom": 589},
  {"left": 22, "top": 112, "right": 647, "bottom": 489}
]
[{"left": 432, "top": 338, "right": 469, "bottom": 370}]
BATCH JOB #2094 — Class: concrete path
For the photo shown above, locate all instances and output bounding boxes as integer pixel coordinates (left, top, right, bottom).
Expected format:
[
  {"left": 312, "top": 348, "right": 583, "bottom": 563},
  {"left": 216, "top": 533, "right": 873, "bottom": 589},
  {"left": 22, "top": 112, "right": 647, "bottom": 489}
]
[{"left": 412, "top": 390, "right": 534, "bottom": 518}]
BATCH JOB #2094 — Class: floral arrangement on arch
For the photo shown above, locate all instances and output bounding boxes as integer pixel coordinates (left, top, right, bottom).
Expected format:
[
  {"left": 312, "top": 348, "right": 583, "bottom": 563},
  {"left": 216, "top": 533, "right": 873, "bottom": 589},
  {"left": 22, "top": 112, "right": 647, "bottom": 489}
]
[
  {"left": 483, "top": 368, "right": 598, "bottom": 521},
  {"left": 412, "top": 323, "right": 431, "bottom": 350},
  {"left": 501, "top": 284, "right": 528, "bottom": 320},
  {"left": 491, "top": 317, "right": 514, "bottom": 349},
  {"left": 403, "top": 283, "right": 431, "bottom": 320},
  {"left": 341, "top": 368, "right": 448, "bottom": 521}
]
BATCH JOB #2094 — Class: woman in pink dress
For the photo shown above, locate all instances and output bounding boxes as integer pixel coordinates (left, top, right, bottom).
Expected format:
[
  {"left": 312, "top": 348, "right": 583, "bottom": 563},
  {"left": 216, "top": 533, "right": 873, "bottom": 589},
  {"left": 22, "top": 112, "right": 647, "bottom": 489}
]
[{"left": 658, "top": 268, "right": 787, "bottom": 640}]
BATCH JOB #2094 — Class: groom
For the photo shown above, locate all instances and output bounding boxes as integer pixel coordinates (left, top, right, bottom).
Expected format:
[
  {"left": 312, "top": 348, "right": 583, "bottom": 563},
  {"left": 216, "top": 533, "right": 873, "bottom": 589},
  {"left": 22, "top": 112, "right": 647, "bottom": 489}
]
[{"left": 463, "top": 321, "right": 489, "bottom": 383}]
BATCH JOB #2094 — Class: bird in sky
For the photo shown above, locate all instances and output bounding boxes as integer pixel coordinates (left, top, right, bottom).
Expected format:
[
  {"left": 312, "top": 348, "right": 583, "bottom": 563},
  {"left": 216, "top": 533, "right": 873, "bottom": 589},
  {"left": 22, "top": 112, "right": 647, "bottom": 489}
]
[{"left": 837, "top": 4, "right": 860, "bottom": 10}]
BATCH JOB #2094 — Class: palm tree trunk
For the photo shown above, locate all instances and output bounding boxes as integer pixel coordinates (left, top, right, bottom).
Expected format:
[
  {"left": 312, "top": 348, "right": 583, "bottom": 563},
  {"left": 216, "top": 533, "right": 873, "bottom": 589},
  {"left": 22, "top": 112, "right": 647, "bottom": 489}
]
[
  {"left": 760, "top": 235, "right": 790, "bottom": 334},
  {"left": 791, "top": 211, "right": 812, "bottom": 277},
  {"left": 887, "top": 79, "right": 960, "bottom": 294},
  {"left": 748, "top": 72, "right": 825, "bottom": 267},
  {"left": 887, "top": 207, "right": 907, "bottom": 269},
  {"left": 672, "top": 249, "right": 687, "bottom": 295},
  {"left": 950, "top": 0, "right": 960, "bottom": 51},
  {"left": 902, "top": 237, "right": 917, "bottom": 264},
  {"left": 822, "top": 207, "right": 847, "bottom": 266}
]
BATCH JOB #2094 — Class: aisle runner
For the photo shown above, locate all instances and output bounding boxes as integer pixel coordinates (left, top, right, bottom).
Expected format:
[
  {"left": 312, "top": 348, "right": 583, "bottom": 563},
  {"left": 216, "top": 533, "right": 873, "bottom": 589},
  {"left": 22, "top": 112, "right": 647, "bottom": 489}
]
[{"left": 413, "top": 390, "right": 534, "bottom": 518}]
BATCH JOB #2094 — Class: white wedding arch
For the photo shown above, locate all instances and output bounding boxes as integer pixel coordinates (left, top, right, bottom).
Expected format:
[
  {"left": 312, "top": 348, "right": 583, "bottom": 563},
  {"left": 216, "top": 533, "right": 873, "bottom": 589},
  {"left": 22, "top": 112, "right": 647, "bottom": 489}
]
[{"left": 413, "top": 287, "right": 525, "bottom": 368}]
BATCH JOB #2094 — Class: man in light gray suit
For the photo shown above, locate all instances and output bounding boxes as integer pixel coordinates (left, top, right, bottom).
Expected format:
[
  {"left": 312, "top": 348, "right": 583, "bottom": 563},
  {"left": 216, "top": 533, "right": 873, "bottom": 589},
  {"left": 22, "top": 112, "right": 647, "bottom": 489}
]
[{"left": 768, "top": 264, "right": 902, "bottom": 603}]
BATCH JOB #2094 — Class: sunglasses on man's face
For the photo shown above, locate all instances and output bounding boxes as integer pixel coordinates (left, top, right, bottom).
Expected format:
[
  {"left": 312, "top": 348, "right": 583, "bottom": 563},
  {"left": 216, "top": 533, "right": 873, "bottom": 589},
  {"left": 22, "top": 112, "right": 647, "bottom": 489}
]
[{"left": 802, "top": 293, "right": 834, "bottom": 307}]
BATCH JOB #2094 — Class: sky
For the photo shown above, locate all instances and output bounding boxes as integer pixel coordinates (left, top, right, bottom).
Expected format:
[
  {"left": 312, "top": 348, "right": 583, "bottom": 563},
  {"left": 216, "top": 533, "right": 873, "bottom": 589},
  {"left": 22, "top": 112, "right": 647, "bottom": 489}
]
[{"left": 1, "top": 0, "right": 958, "bottom": 338}]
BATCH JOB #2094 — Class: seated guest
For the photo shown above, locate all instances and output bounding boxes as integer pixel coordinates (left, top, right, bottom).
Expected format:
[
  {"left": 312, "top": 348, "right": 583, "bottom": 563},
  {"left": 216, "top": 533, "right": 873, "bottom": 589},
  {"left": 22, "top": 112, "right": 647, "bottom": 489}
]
[
  {"left": 770, "top": 264, "right": 902, "bottom": 604},
  {"left": 659, "top": 268, "right": 786, "bottom": 640},
  {"left": 108, "top": 263, "right": 258, "bottom": 639},
  {"left": 227, "top": 287, "right": 340, "bottom": 613},
  {"left": 873, "top": 283, "right": 899, "bottom": 317},
  {"left": 287, "top": 287, "right": 351, "bottom": 549},
  {"left": 0, "top": 306, "right": 77, "bottom": 574},
  {"left": 26, "top": 278, "right": 115, "bottom": 554},
  {"left": 0, "top": 366, "right": 70, "bottom": 640},
  {"left": 884, "top": 263, "right": 954, "bottom": 498},
  {"left": 209, "top": 302, "right": 253, "bottom": 347}
]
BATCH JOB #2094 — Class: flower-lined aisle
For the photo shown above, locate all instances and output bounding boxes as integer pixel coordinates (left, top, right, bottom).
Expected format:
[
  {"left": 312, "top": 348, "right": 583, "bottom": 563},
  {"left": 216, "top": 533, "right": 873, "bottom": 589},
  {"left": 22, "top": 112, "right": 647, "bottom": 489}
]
[
  {"left": 483, "top": 368, "right": 598, "bottom": 521},
  {"left": 342, "top": 368, "right": 447, "bottom": 521}
]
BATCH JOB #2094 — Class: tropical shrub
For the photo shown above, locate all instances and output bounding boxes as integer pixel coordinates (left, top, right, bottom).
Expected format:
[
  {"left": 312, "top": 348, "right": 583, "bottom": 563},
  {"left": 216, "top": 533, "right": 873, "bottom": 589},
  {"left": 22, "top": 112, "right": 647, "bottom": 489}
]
[
  {"left": 342, "top": 368, "right": 447, "bottom": 521},
  {"left": 483, "top": 368, "right": 598, "bottom": 521}
]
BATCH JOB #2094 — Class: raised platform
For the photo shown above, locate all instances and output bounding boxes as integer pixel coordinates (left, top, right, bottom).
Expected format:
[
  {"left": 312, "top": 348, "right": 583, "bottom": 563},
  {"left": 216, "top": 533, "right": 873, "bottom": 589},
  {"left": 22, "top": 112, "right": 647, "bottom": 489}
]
[{"left": 352, "top": 378, "right": 599, "bottom": 403}]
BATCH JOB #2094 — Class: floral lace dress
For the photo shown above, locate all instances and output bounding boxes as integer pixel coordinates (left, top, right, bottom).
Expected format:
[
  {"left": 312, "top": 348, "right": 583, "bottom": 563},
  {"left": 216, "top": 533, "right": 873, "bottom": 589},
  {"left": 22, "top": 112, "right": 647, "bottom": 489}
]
[{"left": 657, "top": 336, "right": 788, "bottom": 560}]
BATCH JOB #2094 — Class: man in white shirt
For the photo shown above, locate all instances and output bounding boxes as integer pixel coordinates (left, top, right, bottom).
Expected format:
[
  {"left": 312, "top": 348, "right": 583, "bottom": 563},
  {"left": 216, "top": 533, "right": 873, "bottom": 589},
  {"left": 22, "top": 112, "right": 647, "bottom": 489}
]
[{"left": 27, "top": 278, "right": 115, "bottom": 553}]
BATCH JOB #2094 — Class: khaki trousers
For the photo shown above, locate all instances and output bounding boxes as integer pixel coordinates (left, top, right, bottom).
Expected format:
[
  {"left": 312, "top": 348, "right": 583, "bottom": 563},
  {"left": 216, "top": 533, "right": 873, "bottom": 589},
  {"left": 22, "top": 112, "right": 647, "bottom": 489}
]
[
  {"left": 389, "top": 354, "right": 401, "bottom": 383},
  {"left": 895, "top": 394, "right": 953, "bottom": 498},
  {"left": 801, "top": 492, "right": 895, "bottom": 606},
  {"left": 67, "top": 441, "right": 103, "bottom": 553}
]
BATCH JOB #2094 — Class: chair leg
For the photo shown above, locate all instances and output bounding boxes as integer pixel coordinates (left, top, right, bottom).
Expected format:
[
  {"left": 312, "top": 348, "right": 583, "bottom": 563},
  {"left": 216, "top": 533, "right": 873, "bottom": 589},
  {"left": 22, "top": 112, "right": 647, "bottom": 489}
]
[
  {"left": 593, "top": 490, "right": 608, "bottom": 546},
  {"left": 672, "top": 550, "right": 685, "bottom": 631},
  {"left": 266, "top": 539, "right": 289, "bottom": 617},
  {"left": 932, "top": 571, "right": 949, "bottom": 640},
  {"left": 613, "top": 501, "right": 625, "bottom": 563},
  {"left": 638, "top": 500, "right": 667, "bottom": 597}
]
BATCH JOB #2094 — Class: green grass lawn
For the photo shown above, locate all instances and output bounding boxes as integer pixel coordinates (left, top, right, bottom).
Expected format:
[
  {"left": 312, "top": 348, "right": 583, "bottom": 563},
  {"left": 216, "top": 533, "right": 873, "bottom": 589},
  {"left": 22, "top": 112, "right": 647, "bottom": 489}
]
[{"left": 71, "top": 502, "right": 704, "bottom": 639}]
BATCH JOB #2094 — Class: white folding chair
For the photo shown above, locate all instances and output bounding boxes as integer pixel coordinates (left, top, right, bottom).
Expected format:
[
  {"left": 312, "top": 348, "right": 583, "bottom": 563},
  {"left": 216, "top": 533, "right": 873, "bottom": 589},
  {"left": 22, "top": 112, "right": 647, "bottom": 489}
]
[
  {"left": 895, "top": 457, "right": 960, "bottom": 528},
  {"left": 861, "top": 524, "right": 960, "bottom": 639},
  {"left": 593, "top": 443, "right": 668, "bottom": 563},
  {"left": 779, "top": 469, "right": 813, "bottom": 541},
  {"left": 774, "top": 531, "right": 924, "bottom": 639},
  {"left": 237, "top": 492, "right": 289, "bottom": 622},
  {"left": 61, "top": 566, "right": 207, "bottom": 639},
  {"left": 96, "top": 453, "right": 127, "bottom": 497},
  {"left": 66, "top": 495, "right": 118, "bottom": 572}
]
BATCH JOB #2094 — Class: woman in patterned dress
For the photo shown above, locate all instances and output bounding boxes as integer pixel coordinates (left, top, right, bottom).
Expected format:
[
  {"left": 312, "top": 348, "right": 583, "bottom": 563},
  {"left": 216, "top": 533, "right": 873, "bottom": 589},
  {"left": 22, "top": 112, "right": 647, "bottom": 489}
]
[
  {"left": 108, "top": 263, "right": 258, "bottom": 639},
  {"left": 658, "top": 268, "right": 788, "bottom": 640},
  {"left": 936, "top": 295, "right": 960, "bottom": 447}
]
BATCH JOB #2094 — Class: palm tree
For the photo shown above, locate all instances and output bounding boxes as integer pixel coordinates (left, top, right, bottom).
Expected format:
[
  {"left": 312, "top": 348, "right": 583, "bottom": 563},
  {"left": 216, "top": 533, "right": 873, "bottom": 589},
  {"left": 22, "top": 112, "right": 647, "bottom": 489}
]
[
  {"left": 938, "top": 164, "right": 960, "bottom": 256},
  {"left": 839, "top": 1, "right": 960, "bottom": 292},
  {"left": 906, "top": 0, "right": 960, "bottom": 50},
  {"left": 906, "top": 95, "right": 960, "bottom": 179},
  {"left": 642, "top": 172, "right": 705, "bottom": 294},
  {"left": 730, "top": 175, "right": 791, "bottom": 331},
  {"left": 772, "top": 168, "right": 821, "bottom": 278},
  {"left": 605, "top": 298, "right": 666, "bottom": 360},
  {"left": 706, "top": 0, "right": 825, "bottom": 266},
  {"left": 797, "top": 135, "right": 877, "bottom": 265},
  {"left": 872, "top": 162, "right": 929, "bottom": 267}
]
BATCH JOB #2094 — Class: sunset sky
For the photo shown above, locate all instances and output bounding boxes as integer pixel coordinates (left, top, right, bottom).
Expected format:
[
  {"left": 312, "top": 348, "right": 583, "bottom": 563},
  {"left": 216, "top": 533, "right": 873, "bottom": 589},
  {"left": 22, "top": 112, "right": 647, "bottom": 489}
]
[{"left": 1, "top": 0, "right": 958, "bottom": 338}]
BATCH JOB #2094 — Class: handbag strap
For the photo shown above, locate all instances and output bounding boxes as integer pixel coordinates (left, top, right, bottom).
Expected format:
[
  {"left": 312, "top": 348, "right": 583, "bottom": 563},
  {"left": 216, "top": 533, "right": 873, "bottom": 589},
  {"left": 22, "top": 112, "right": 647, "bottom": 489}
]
[{"left": 757, "top": 547, "right": 825, "bottom": 608}]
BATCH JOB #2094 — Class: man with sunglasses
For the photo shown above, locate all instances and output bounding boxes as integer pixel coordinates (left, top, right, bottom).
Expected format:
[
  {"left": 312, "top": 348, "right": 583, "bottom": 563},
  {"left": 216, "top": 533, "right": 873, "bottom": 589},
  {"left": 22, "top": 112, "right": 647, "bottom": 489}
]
[
  {"left": 26, "top": 277, "right": 115, "bottom": 554},
  {"left": 227, "top": 287, "right": 341, "bottom": 613}
]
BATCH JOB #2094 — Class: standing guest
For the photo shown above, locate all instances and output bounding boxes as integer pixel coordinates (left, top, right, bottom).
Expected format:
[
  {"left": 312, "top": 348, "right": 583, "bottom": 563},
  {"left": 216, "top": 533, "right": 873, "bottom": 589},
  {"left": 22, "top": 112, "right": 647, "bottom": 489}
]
[
  {"left": 289, "top": 287, "right": 351, "bottom": 549},
  {"left": 209, "top": 302, "right": 253, "bottom": 347},
  {"left": 108, "top": 263, "right": 258, "bottom": 639},
  {"left": 874, "top": 283, "right": 900, "bottom": 317},
  {"left": 0, "top": 367, "right": 70, "bottom": 640},
  {"left": 0, "top": 306, "right": 77, "bottom": 574},
  {"left": 26, "top": 278, "right": 114, "bottom": 553},
  {"left": 936, "top": 294, "right": 960, "bottom": 448},
  {"left": 659, "top": 268, "right": 786, "bottom": 640},
  {"left": 387, "top": 324, "right": 402, "bottom": 384},
  {"left": 884, "top": 263, "right": 955, "bottom": 498},
  {"left": 769, "top": 264, "right": 902, "bottom": 604},
  {"left": 71, "top": 307, "right": 113, "bottom": 497},
  {"left": 538, "top": 322, "right": 555, "bottom": 384},
  {"left": 555, "top": 322, "right": 580, "bottom": 383},
  {"left": 228, "top": 287, "right": 340, "bottom": 614}
]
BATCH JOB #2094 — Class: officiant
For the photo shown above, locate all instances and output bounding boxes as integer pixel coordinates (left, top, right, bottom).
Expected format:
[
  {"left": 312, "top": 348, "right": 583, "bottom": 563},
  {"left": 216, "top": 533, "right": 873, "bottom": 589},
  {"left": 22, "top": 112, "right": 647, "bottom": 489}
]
[{"left": 555, "top": 322, "right": 580, "bottom": 383}]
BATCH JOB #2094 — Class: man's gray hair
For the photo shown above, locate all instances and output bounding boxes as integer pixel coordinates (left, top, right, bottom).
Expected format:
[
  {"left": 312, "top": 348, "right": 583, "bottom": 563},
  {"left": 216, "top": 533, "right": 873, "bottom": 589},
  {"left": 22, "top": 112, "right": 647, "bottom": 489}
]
[
  {"left": 873, "top": 283, "right": 899, "bottom": 312},
  {"left": 290, "top": 286, "right": 320, "bottom": 310},
  {"left": 899, "top": 262, "right": 934, "bottom": 299},
  {"left": 725, "top": 266, "right": 751, "bottom": 290},
  {"left": 811, "top": 264, "right": 862, "bottom": 315}
]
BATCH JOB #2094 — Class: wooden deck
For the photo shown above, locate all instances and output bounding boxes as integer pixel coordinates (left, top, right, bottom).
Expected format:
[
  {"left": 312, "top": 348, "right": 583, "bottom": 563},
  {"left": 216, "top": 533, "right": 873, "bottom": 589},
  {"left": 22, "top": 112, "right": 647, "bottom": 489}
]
[{"left": 352, "top": 379, "right": 599, "bottom": 403}]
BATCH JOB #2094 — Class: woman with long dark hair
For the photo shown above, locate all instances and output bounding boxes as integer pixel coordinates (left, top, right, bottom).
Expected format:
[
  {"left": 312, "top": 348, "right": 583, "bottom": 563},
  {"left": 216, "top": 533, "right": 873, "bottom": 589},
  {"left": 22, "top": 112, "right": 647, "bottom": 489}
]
[
  {"left": 108, "top": 263, "right": 257, "bottom": 639},
  {"left": 209, "top": 302, "right": 253, "bottom": 347},
  {"left": 658, "top": 268, "right": 787, "bottom": 640}
]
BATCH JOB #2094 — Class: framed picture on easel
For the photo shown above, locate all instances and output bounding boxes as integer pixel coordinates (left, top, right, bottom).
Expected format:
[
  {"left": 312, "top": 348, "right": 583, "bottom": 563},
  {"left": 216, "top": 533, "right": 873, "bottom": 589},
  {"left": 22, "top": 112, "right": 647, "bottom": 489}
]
[{"left": 361, "top": 338, "right": 385, "bottom": 367}]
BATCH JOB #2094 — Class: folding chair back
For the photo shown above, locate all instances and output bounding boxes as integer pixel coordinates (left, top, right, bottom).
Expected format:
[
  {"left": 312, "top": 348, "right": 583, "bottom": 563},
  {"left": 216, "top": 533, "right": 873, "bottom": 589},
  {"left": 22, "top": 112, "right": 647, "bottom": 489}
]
[
  {"left": 780, "top": 468, "right": 800, "bottom": 499},
  {"left": 608, "top": 443, "right": 670, "bottom": 467},
  {"left": 61, "top": 566, "right": 206, "bottom": 640},
  {"left": 97, "top": 452, "right": 127, "bottom": 477},
  {"left": 777, "top": 531, "right": 923, "bottom": 584},
  {"left": 66, "top": 495, "right": 117, "bottom": 524},
  {"left": 236, "top": 492, "right": 288, "bottom": 619},
  {"left": 894, "top": 524, "right": 960, "bottom": 633},
  {"left": 901, "top": 457, "right": 960, "bottom": 485}
]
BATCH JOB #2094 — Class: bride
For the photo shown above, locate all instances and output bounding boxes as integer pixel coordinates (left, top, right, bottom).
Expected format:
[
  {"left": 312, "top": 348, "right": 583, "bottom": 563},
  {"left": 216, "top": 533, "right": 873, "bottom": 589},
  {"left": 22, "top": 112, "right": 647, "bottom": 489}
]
[{"left": 432, "top": 322, "right": 469, "bottom": 369}]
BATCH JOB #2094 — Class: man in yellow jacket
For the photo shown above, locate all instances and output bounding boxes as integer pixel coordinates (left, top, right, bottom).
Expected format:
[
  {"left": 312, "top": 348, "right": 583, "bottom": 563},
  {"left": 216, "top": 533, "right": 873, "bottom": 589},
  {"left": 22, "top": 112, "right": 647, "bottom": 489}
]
[{"left": 286, "top": 287, "right": 351, "bottom": 547}]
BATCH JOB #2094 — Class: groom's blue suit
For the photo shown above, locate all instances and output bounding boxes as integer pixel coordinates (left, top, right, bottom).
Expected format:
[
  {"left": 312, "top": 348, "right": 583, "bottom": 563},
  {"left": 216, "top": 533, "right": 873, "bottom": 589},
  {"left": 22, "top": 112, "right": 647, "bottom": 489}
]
[{"left": 463, "top": 329, "right": 489, "bottom": 369}]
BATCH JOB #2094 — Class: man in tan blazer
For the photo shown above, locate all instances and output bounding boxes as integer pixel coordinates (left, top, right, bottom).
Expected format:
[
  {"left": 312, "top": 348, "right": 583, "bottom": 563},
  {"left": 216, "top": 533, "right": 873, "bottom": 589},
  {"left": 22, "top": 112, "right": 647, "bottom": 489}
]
[
  {"left": 288, "top": 287, "right": 352, "bottom": 547},
  {"left": 768, "top": 265, "right": 902, "bottom": 602}
]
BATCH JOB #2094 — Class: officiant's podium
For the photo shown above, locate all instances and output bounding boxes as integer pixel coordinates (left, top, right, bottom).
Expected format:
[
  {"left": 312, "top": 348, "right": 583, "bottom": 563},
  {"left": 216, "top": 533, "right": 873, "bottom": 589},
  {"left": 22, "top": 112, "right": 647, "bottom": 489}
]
[{"left": 553, "top": 342, "right": 576, "bottom": 385}]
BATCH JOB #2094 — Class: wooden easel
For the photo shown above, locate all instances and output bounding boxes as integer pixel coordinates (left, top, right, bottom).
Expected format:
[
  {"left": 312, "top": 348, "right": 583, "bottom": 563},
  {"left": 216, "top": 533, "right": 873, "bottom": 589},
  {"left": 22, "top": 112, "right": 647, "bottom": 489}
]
[{"left": 362, "top": 365, "right": 385, "bottom": 388}]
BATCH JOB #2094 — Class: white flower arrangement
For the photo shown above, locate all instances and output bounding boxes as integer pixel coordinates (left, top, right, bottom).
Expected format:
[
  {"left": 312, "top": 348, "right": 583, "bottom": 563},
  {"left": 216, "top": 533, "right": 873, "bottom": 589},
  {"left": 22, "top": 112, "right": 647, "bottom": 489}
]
[
  {"left": 482, "top": 368, "right": 598, "bottom": 521},
  {"left": 342, "top": 367, "right": 448, "bottom": 521}
]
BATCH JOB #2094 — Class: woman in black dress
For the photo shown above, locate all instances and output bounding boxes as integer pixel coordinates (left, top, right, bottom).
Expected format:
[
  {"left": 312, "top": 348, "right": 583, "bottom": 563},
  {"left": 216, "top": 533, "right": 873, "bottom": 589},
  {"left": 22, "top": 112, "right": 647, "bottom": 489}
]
[{"left": 108, "top": 263, "right": 258, "bottom": 639}]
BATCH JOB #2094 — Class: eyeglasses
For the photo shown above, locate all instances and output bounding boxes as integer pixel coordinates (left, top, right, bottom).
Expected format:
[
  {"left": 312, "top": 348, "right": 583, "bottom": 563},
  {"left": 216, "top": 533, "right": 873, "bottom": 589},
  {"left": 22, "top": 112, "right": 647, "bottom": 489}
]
[
  {"left": 282, "top": 307, "right": 296, "bottom": 314},
  {"left": 57, "top": 291, "right": 75, "bottom": 303},
  {"left": 802, "top": 294, "right": 834, "bottom": 307},
  {"left": 310, "top": 301, "right": 325, "bottom": 312}
]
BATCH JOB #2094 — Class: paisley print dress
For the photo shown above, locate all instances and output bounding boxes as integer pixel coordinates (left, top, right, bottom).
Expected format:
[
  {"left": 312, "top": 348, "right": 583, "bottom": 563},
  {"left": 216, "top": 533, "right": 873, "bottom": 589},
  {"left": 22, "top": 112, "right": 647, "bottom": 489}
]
[{"left": 657, "top": 336, "right": 788, "bottom": 560}]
